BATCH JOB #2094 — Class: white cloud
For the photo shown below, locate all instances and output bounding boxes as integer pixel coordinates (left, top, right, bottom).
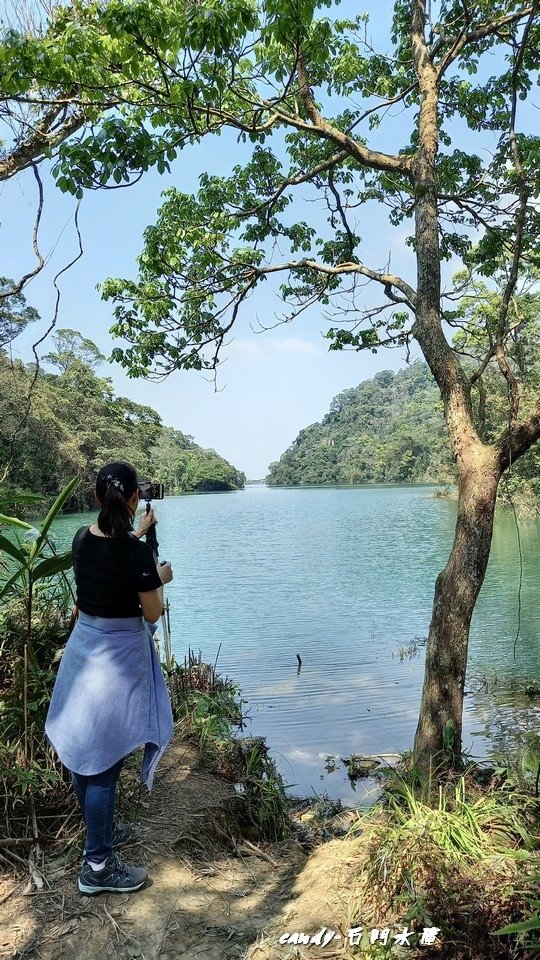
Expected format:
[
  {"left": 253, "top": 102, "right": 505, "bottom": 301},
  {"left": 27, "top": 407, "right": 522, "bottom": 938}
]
[
  {"left": 270, "top": 337, "right": 319, "bottom": 355},
  {"left": 230, "top": 336, "right": 319, "bottom": 357},
  {"left": 229, "top": 339, "right": 261, "bottom": 357}
]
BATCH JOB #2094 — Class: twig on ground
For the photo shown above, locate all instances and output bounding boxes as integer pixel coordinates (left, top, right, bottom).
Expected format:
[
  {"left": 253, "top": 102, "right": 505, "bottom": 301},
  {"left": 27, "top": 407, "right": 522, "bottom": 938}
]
[
  {"left": 236, "top": 839, "right": 279, "bottom": 868},
  {"left": 0, "top": 847, "right": 28, "bottom": 868},
  {"left": 0, "top": 839, "right": 32, "bottom": 847},
  {"left": 172, "top": 832, "right": 207, "bottom": 852},
  {"left": 0, "top": 881, "right": 21, "bottom": 906},
  {"left": 102, "top": 903, "right": 122, "bottom": 942}
]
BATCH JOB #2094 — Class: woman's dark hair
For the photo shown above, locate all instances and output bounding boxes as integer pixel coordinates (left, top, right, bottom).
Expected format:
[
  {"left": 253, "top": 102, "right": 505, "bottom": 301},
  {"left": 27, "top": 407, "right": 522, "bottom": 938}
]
[{"left": 95, "top": 462, "right": 138, "bottom": 537}]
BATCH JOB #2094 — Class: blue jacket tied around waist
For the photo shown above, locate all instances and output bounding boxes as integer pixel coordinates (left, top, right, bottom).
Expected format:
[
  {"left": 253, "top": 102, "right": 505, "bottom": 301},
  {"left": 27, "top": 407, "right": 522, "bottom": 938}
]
[{"left": 45, "top": 611, "right": 174, "bottom": 789}]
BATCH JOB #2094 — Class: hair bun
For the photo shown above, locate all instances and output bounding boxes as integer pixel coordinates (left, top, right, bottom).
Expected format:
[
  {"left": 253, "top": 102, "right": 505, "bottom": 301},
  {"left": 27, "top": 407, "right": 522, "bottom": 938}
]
[{"left": 106, "top": 475, "right": 125, "bottom": 493}]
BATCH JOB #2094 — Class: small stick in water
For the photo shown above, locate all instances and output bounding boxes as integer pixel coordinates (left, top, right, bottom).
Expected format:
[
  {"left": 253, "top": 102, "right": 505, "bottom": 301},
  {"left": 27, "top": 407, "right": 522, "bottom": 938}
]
[{"left": 296, "top": 653, "right": 302, "bottom": 674}]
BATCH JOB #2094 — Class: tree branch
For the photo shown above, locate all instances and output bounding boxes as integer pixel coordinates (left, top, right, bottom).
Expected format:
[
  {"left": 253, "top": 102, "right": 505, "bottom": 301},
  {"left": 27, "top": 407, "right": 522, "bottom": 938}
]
[
  {"left": 436, "top": 5, "right": 537, "bottom": 78},
  {"left": 0, "top": 105, "right": 88, "bottom": 181},
  {"left": 252, "top": 257, "right": 417, "bottom": 310},
  {"left": 494, "top": 6, "right": 536, "bottom": 425},
  {"left": 286, "top": 52, "right": 414, "bottom": 178},
  {"left": 497, "top": 404, "right": 540, "bottom": 470},
  {"left": 468, "top": 313, "right": 524, "bottom": 387},
  {"left": 241, "top": 148, "right": 349, "bottom": 220},
  {"left": 327, "top": 170, "right": 355, "bottom": 258},
  {"left": 0, "top": 164, "right": 45, "bottom": 300}
]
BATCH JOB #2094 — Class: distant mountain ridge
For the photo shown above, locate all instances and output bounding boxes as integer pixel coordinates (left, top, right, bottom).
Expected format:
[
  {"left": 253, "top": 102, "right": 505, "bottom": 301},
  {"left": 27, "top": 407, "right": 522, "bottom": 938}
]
[
  {"left": 267, "top": 363, "right": 455, "bottom": 486},
  {"left": 0, "top": 347, "right": 245, "bottom": 512}
]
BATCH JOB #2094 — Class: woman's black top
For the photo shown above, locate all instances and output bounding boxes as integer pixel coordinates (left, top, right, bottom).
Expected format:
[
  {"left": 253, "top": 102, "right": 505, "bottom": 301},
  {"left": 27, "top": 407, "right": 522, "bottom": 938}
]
[{"left": 72, "top": 526, "right": 162, "bottom": 618}]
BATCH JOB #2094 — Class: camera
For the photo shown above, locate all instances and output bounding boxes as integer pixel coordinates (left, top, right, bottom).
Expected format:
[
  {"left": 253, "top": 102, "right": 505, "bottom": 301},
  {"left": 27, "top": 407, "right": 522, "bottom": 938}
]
[{"left": 138, "top": 481, "right": 165, "bottom": 501}]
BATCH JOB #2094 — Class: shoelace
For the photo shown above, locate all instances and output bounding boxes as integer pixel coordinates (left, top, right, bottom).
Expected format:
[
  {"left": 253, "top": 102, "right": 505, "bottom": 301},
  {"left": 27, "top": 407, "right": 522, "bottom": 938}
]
[{"left": 108, "top": 854, "right": 132, "bottom": 881}]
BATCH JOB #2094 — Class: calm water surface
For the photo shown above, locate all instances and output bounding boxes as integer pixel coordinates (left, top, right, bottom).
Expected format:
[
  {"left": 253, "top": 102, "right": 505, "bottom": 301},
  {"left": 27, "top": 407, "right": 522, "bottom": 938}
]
[{"left": 51, "top": 486, "right": 540, "bottom": 803}]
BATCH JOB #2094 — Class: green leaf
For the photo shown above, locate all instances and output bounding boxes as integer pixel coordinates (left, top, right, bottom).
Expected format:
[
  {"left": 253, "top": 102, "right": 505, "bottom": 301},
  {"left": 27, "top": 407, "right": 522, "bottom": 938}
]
[
  {"left": 0, "top": 533, "right": 26, "bottom": 564},
  {"left": 33, "top": 477, "right": 79, "bottom": 557},
  {"left": 0, "top": 513, "right": 34, "bottom": 531},
  {"left": 443, "top": 719, "right": 455, "bottom": 749},
  {"left": 494, "top": 918, "right": 540, "bottom": 935},
  {"left": 32, "top": 551, "right": 73, "bottom": 582},
  {"left": 0, "top": 564, "right": 27, "bottom": 601}
]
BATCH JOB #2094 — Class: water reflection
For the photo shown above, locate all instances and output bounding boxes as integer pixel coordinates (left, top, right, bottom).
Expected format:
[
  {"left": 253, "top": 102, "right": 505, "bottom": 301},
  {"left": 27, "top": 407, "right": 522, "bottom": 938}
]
[{"left": 50, "top": 486, "right": 540, "bottom": 803}]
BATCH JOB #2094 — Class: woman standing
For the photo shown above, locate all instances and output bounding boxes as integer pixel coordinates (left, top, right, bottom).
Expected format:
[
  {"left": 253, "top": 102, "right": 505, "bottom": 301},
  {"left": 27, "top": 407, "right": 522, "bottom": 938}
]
[{"left": 46, "top": 462, "right": 174, "bottom": 895}]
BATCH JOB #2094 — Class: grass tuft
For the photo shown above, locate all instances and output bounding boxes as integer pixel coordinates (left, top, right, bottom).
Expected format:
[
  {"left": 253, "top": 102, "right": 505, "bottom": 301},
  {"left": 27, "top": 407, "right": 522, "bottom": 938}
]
[
  {"left": 172, "top": 651, "right": 290, "bottom": 842},
  {"left": 336, "top": 768, "right": 540, "bottom": 959}
]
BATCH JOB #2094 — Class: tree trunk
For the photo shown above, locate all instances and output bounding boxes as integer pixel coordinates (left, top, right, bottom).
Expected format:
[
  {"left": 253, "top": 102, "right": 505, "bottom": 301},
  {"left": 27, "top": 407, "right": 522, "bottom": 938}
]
[
  {"left": 409, "top": 1, "right": 499, "bottom": 773},
  {"left": 413, "top": 445, "right": 501, "bottom": 769}
]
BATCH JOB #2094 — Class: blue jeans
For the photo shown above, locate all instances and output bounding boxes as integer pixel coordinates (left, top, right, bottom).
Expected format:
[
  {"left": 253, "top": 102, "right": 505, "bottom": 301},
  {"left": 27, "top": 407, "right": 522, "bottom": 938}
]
[{"left": 71, "top": 758, "right": 124, "bottom": 862}]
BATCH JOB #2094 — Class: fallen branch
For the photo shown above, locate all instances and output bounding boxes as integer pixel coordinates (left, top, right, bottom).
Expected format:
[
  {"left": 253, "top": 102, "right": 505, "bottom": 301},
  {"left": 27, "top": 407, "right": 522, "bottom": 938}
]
[
  {"left": 0, "top": 839, "right": 33, "bottom": 848},
  {"left": 235, "top": 838, "right": 279, "bottom": 868}
]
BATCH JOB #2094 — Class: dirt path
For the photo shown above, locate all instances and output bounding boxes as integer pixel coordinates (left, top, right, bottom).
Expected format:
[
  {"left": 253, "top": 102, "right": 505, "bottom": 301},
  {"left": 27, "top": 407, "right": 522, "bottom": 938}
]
[{"left": 0, "top": 736, "right": 329, "bottom": 960}]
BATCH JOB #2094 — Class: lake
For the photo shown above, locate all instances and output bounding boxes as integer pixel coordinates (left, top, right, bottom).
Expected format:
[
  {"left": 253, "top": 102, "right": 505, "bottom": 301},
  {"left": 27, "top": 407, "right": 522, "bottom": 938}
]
[{"left": 51, "top": 485, "right": 540, "bottom": 803}]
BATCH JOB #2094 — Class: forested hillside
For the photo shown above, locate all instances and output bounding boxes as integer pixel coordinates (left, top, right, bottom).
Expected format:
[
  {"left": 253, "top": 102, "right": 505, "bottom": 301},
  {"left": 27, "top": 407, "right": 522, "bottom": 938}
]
[
  {"left": 268, "top": 364, "right": 452, "bottom": 485},
  {"left": 267, "top": 362, "right": 539, "bottom": 503},
  {"left": 0, "top": 331, "right": 245, "bottom": 511}
]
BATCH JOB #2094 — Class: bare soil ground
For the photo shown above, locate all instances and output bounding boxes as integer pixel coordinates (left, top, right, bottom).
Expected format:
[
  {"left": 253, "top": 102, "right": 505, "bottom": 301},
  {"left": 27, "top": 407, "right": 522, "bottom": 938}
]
[
  {"left": 0, "top": 735, "right": 346, "bottom": 960},
  {"left": 3, "top": 735, "right": 522, "bottom": 960}
]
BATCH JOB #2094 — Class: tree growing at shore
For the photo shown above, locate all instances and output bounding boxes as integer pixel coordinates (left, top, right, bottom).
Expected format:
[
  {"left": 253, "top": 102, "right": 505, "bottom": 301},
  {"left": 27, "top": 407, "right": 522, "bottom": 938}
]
[
  {"left": 2, "top": 1, "right": 540, "bottom": 772},
  {"left": 99, "top": 0, "right": 540, "bottom": 771}
]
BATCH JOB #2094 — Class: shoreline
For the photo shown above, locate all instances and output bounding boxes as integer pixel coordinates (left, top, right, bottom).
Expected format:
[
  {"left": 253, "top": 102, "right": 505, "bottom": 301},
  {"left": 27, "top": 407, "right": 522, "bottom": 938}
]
[{"left": 2, "top": 730, "right": 538, "bottom": 960}]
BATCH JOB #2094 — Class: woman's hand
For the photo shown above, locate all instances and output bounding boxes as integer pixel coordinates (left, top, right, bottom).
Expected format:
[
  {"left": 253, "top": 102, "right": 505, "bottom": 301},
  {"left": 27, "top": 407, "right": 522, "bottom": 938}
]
[
  {"left": 135, "top": 508, "right": 156, "bottom": 539},
  {"left": 158, "top": 561, "right": 173, "bottom": 585}
]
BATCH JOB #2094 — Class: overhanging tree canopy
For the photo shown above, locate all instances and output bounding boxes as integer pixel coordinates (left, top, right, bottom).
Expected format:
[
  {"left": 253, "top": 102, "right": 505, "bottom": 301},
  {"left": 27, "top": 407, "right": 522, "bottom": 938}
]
[
  {"left": 2, "top": 0, "right": 540, "bottom": 770},
  {"left": 98, "top": 0, "right": 540, "bottom": 769}
]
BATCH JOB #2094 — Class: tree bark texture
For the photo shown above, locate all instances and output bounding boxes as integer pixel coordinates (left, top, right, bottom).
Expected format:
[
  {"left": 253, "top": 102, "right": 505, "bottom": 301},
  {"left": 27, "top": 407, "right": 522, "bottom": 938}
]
[
  {"left": 413, "top": 449, "right": 501, "bottom": 767},
  {"left": 408, "top": 1, "right": 540, "bottom": 769},
  {"left": 409, "top": 1, "right": 502, "bottom": 770}
]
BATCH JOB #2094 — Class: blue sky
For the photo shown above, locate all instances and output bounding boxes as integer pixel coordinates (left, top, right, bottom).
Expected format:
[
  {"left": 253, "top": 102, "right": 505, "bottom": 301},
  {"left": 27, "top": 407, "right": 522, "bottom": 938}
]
[
  {"left": 2, "top": 148, "right": 415, "bottom": 478},
  {"left": 1, "top": 2, "right": 533, "bottom": 478}
]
